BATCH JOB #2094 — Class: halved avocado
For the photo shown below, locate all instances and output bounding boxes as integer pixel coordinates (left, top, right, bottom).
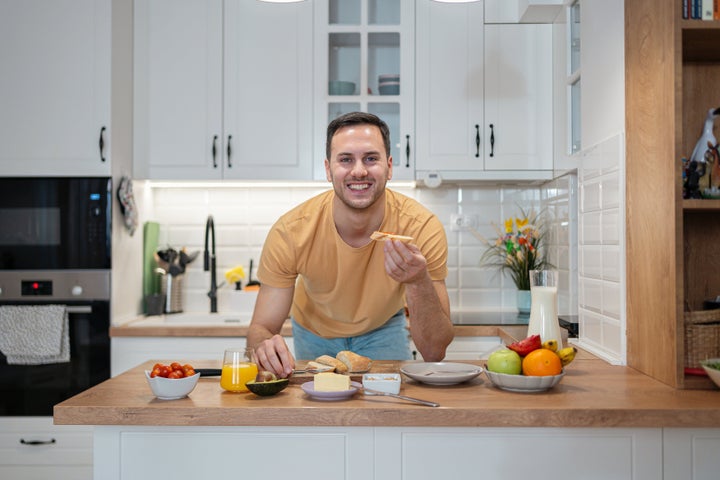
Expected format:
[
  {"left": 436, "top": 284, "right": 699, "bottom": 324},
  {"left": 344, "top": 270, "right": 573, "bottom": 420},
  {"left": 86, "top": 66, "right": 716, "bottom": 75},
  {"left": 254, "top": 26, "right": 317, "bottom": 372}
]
[{"left": 245, "top": 378, "right": 289, "bottom": 396}]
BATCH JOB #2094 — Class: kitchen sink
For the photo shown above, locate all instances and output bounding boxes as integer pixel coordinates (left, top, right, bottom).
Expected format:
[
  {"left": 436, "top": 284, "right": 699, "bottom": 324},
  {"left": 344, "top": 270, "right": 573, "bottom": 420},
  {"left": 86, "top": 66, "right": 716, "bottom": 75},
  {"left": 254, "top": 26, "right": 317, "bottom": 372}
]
[{"left": 161, "top": 312, "right": 252, "bottom": 325}]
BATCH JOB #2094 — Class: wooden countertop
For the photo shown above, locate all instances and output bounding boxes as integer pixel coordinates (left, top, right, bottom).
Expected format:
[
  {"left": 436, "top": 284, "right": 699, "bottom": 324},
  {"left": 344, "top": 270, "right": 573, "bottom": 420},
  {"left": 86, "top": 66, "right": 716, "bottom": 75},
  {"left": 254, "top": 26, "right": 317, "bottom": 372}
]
[
  {"left": 110, "top": 319, "right": 525, "bottom": 341},
  {"left": 53, "top": 358, "right": 720, "bottom": 429}
]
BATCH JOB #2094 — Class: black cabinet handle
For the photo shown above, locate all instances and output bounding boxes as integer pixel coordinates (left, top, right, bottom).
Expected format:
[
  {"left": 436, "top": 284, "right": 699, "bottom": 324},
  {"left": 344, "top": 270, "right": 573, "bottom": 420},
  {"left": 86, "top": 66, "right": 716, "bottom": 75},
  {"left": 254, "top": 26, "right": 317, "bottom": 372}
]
[
  {"left": 475, "top": 124, "right": 480, "bottom": 158},
  {"left": 99, "top": 126, "right": 106, "bottom": 162},
  {"left": 227, "top": 135, "right": 232, "bottom": 168},
  {"left": 489, "top": 124, "right": 495, "bottom": 157},
  {"left": 211, "top": 135, "right": 218, "bottom": 168},
  {"left": 405, "top": 134, "right": 410, "bottom": 168},
  {"left": 20, "top": 438, "right": 56, "bottom": 446}
]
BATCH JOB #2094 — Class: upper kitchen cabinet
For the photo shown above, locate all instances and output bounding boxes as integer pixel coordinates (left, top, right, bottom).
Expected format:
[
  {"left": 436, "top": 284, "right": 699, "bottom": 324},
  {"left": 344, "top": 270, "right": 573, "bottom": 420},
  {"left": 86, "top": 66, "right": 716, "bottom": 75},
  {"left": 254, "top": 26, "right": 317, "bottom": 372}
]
[
  {"left": 415, "top": 1, "right": 553, "bottom": 185},
  {"left": 133, "top": 0, "right": 313, "bottom": 180},
  {"left": 312, "top": 0, "right": 415, "bottom": 181},
  {"left": 0, "top": 0, "right": 111, "bottom": 177}
]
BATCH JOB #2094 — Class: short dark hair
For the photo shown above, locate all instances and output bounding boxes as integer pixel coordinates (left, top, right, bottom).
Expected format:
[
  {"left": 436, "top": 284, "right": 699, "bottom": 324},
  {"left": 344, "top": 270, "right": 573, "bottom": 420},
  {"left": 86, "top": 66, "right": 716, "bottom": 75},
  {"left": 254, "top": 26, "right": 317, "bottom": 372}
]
[{"left": 325, "top": 112, "right": 391, "bottom": 159}]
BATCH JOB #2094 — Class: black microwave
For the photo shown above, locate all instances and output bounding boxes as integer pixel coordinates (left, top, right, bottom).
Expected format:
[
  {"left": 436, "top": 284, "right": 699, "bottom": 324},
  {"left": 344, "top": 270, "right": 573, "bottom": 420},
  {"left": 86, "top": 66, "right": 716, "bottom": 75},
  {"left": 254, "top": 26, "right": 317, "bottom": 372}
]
[{"left": 0, "top": 177, "right": 111, "bottom": 270}]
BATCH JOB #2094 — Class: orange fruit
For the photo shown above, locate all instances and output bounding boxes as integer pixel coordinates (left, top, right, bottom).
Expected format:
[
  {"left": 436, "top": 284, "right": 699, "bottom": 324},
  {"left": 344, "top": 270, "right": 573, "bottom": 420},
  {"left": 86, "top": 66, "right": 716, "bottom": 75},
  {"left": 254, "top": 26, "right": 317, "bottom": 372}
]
[{"left": 522, "top": 348, "right": 562, "bottom": 376}]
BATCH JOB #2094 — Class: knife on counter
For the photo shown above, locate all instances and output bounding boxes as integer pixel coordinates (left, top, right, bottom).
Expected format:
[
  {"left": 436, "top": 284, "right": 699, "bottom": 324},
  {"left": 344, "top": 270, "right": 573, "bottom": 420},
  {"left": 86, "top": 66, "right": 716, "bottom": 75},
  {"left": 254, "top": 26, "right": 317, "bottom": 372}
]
[{"left": 195, "top": 368, "right": 222, "bottom": 377}]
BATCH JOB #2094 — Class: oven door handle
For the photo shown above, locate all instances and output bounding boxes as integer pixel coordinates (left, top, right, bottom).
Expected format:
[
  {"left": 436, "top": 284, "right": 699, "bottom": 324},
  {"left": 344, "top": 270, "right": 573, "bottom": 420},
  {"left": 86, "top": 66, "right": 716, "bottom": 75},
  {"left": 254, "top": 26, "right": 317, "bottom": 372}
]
[{"left": 65, "top": 306, "right": 93, "bottom": 314}]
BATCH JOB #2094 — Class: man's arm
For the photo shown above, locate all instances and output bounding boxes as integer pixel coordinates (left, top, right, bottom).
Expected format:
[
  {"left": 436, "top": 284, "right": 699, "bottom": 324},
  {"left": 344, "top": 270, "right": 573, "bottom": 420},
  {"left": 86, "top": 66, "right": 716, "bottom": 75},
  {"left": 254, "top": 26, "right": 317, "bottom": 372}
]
[
  {"left": 247, "top": 284, "right": 296, "bottom": 378},
  {"left": 383, "top": 240, "right": 454, "bottom": 361}
]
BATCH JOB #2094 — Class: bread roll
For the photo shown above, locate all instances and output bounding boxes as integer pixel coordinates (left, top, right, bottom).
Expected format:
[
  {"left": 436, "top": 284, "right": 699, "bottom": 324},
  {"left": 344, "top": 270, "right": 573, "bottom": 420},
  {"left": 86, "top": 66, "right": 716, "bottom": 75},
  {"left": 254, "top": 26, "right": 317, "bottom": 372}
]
[
  {"left": 314, "top": 355, "right": 348, "bottom": 374},
  {"left": 337, "top": 350, "right": 372, "bottom": 373}
]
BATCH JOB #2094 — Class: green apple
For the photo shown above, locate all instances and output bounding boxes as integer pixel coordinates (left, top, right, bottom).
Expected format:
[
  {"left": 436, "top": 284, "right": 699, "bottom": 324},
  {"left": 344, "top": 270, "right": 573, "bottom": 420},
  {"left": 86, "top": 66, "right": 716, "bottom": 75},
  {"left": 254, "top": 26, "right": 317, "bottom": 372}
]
[{"left": 487, "top": 349, "right": 522, "bottom": 375}]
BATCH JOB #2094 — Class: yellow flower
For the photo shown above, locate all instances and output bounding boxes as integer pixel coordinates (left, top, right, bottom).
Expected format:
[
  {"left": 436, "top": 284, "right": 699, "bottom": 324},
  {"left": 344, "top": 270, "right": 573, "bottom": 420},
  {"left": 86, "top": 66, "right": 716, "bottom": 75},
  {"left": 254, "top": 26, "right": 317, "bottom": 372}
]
[
  {"left": 504, "top": 218, "right": 513, "bottom": 233},
  {"left": 516, "top": 217, "right": 529, "bottom": 230}
]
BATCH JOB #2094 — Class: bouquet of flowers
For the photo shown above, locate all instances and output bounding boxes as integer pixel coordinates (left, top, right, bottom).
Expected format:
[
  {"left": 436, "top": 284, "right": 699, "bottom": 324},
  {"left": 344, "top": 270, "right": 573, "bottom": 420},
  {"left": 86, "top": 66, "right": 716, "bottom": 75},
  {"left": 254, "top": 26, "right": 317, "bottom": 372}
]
[{"left": 474, "top": 209, "right": 552, "bottom": 291}]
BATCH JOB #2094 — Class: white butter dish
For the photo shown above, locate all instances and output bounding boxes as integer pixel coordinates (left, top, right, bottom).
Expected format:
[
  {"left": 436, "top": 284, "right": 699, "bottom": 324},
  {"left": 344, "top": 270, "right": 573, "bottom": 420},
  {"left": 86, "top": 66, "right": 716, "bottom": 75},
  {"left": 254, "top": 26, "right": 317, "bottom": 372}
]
[{"left": 362, "top": 373, "right": 401, "bottom": 395}]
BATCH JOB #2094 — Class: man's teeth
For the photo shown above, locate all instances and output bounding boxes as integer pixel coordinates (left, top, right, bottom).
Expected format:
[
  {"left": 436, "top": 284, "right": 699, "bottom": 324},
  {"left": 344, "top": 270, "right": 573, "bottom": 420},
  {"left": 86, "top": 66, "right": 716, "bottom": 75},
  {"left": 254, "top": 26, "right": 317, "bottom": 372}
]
[{"left": 348, "top": 184, "right": 369, "bottom": 190}]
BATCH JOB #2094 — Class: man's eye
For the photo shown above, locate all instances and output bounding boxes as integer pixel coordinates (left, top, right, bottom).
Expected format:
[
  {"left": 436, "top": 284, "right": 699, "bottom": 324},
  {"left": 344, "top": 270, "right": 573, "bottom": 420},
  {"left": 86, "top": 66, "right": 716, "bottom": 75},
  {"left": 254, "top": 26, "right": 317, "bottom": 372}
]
[
  {"left": 338, "top": 157, "right": 351, "bottom": 163},
  {"left": 365, "top": 157, "right": 378, "bottom": 163}
]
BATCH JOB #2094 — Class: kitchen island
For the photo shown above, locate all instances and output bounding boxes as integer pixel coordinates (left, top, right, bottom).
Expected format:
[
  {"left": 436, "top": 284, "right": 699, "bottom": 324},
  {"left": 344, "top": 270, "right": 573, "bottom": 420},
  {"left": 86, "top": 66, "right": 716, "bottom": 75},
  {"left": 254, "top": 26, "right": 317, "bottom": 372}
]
[{"left": 54, "top": 357, "right": 720, "bottom": 480}]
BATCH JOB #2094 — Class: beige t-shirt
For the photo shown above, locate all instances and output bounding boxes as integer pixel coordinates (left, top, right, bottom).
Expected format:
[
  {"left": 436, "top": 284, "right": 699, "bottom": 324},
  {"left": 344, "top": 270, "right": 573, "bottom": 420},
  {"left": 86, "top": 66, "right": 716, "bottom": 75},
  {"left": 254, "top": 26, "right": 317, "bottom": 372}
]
[{"left": 257, "top": 189, "right": 448, "bottom": 338}]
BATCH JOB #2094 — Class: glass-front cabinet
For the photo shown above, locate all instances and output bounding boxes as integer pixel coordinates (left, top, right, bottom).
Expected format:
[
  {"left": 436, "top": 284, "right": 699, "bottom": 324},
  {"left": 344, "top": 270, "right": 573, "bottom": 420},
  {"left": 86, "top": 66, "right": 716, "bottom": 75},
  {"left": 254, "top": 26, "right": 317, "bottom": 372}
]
[{"left": 313, "top": 0, "right": 414, "bottom": 180}]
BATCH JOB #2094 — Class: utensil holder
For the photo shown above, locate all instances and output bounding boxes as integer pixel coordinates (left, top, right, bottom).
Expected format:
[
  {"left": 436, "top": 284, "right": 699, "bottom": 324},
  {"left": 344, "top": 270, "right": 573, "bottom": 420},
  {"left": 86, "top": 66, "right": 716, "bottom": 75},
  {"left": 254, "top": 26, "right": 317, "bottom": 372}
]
[{"left": 161, "top": 274, "right": 184, "bottom": 313}]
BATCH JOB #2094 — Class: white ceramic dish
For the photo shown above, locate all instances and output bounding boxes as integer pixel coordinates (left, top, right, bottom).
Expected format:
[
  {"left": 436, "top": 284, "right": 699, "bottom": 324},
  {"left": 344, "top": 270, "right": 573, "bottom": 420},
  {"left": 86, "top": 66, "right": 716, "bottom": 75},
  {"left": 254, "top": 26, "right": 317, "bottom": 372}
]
[
  {"left": 400, "top": 362, "right": 483, "bottom": 385},
  {"left": 484, "top": 369, "right": 565, "bottom": 393},
  {"left": 362, "top": 373, "right": 401, "bottom": 395},
  {"left": 301, "top": 381, "right": 362, "bottom": 401},
  {"left": 700, "top": 358, "right": 720, "bottom": 388},
  {"left": 144, "top": 371, "right": 200, "bottom": 400}
]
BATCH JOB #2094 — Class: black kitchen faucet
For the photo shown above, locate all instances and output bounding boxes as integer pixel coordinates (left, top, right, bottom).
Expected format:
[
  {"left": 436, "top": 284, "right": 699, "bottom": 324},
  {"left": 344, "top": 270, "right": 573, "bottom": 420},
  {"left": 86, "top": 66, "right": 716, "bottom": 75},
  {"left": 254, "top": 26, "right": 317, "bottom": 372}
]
[{"left": 204, "top": 215, "right": 218, "bottom": 313}]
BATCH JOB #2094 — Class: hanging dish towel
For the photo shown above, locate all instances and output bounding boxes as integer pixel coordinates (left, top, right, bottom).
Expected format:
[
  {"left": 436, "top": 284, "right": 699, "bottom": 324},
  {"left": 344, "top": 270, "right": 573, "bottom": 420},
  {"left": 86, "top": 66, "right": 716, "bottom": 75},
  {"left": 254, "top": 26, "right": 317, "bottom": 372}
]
[{"left": 0, "top": 305, "right": 70, "bottom": 365}]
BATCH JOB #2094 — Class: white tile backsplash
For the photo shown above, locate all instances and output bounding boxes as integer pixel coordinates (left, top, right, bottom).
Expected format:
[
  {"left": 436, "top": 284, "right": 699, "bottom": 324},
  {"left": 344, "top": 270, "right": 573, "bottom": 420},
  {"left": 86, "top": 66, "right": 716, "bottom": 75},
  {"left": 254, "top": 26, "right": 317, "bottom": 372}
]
[{"left": 576, "top": 133, "right": 626, "bottom": 364}]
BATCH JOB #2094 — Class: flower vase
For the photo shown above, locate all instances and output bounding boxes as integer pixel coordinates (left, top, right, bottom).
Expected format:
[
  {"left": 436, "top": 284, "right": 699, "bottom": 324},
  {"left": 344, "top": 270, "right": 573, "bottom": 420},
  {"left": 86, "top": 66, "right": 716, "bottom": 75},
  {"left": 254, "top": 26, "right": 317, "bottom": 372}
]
[{"left": 516, "top": 289, "right": 531, "bottom": 315}]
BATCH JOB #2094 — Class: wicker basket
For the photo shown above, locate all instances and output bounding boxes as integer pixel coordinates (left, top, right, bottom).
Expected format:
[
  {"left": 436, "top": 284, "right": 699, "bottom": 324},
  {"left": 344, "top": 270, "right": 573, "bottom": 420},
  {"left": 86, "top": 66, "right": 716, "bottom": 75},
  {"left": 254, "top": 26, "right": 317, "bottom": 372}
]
[{"left": 684, "top": 309, "right": 720, "bottom": 368}]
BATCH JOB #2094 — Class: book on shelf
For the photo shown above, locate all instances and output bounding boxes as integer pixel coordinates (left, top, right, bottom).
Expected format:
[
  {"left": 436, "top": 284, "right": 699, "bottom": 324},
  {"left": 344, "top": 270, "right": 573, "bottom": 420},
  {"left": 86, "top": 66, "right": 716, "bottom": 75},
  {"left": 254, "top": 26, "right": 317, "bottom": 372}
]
[
  {"left": 703, "top": 0, "right": 713, "bottom": 19},
  {"left": 682, "top": 0, "right": 719, "bottom": 20}
]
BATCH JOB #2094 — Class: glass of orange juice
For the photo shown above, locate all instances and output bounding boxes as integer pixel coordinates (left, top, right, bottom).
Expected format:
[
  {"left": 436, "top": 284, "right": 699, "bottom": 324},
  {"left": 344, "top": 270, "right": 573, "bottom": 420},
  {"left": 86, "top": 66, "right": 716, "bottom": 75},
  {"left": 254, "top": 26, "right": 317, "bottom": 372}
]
[{"left": 220, "top": 347, "right": 258, "bottom": 392}]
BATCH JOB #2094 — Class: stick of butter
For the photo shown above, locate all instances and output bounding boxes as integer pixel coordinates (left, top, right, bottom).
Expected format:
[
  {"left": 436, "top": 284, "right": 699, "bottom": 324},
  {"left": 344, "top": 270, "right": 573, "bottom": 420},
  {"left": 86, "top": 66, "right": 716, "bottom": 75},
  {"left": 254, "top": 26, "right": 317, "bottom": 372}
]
[{"left": 314, "top": 372, "right": 350, "bottom": 392}]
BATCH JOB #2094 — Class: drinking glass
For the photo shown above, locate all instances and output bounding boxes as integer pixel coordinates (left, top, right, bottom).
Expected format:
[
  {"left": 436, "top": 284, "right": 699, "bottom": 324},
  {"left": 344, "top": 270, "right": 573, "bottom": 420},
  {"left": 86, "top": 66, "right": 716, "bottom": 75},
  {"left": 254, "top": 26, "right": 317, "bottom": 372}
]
[
  {"left": 220, "top": 347, "right": 258, "bottom": 392},
  {"left": 527, "top": 270, "right": 563, "bottom": 349}
]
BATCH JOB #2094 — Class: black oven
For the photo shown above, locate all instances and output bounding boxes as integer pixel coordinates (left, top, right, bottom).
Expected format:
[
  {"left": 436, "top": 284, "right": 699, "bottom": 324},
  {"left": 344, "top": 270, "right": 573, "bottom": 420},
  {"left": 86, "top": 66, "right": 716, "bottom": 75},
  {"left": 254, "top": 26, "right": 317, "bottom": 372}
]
[
  {"left": 0, "top": 272, "right": 111, "bottom": 416},
  {"left": 0, "top": 177, "right": 111, "bottom": 270}
]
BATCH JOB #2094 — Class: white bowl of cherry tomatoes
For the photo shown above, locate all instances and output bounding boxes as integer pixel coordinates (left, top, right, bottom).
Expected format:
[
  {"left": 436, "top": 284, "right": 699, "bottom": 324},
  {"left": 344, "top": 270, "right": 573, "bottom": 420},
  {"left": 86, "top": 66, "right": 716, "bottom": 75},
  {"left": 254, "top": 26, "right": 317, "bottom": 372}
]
[{"left": 145, "top": 362, "right": 199, "bottom": 400}]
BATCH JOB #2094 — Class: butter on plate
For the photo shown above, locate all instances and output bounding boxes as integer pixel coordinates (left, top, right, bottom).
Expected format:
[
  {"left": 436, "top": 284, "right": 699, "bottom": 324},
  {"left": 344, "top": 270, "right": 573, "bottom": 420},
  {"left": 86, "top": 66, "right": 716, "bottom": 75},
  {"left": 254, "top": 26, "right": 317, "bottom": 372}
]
[{"left": 314, "top": 372, "right": 350, "bottom": 392}]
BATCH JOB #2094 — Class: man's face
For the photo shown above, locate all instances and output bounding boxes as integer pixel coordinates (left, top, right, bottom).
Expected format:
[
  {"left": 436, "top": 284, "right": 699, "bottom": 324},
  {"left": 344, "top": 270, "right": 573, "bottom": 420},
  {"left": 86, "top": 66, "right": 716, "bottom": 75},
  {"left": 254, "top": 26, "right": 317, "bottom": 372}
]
[{"left": 325, "top": 124, "right": 393, "bottom": 211}]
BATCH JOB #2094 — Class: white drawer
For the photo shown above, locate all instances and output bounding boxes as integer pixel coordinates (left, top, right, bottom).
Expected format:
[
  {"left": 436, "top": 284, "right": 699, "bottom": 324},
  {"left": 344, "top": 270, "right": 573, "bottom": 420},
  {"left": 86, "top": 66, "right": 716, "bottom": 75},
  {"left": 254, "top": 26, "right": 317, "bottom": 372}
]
[{"left": 0, "top": 417, "right": 92, "bottom": 468}]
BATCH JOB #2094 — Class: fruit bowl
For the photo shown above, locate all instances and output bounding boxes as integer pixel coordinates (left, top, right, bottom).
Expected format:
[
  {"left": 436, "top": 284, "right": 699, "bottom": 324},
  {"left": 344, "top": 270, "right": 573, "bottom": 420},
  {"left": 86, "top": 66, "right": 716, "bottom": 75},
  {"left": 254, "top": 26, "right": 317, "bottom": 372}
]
[
  {"left": 145, "top": 371, "right": 200, "bottom": 400},
  {"left": 484, "top": 369, "right": 565, "bottom": 393},
  {"left": 700, "top": 359, "right": 720, "bottom": 388}
]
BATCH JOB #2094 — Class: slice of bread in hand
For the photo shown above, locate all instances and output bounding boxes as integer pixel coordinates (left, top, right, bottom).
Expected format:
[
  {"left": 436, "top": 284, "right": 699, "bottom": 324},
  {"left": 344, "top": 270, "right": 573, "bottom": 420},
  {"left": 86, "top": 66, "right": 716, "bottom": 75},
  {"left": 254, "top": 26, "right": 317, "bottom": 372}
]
[
  {"left": 337, "top": 350, "right": 372, "bottom": 373},
  {"left": 370, "top": 231, "right": 414, "bottom": 243}
]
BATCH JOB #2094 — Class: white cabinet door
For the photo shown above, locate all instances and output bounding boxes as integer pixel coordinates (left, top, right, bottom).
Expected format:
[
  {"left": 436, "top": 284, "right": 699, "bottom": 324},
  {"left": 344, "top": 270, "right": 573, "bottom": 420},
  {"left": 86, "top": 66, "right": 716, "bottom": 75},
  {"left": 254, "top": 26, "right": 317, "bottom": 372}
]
[
  {"left": 663, "top": 428, "right": 720, "bottom": 480},
  {"left": 483, "top": 23, "right": 553, "bottom": 172},
  {"left": 133, "top": 0, "right": 313, "bottom": 180},
  {"left": 415, "top": 4, "right": 553, "bottom": 184},
  {"left": 313, "top": 0, "right": 415, "bottom": 181},
  {"left": 415, "top": 0, "right": 484, "bottom": 178},
  {"left": 223, "top": 0, "right": 313, "bottom": 180},
  {"left": 133, "top": 0, "right": 223, "bottom": 180},
  {"left": 0, "top": 0, "right": 111, "bottom": 177}
]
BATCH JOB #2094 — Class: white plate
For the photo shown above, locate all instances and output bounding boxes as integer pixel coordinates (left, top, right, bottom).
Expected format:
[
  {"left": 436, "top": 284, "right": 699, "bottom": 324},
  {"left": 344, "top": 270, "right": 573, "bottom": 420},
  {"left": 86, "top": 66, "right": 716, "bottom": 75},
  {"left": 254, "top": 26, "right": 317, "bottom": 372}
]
[
  {"left": 400, "top": 362, "right": 483, "bottom": 385},
  {"left": 301, "top": 381, "right": 362, "bottom": 401},
  {"left": 484, "top": 369, "right": 565, "bottom": 393}
]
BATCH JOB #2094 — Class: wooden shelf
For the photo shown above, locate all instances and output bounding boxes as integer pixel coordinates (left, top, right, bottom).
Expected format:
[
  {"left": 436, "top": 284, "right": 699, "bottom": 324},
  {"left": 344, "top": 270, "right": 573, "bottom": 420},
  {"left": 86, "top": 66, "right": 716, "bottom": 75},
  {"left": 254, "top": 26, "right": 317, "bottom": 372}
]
[
  {"left": 682, "top": 24, "right": 720, "bottom": 61},
  {"left": 684, "top": 199, "right": 720, "bottom": 210}
]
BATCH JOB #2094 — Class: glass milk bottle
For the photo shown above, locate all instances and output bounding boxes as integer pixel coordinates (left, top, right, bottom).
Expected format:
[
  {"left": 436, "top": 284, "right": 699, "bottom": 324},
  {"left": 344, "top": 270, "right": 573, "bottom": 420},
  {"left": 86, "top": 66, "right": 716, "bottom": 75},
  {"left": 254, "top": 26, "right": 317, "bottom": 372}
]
[{"left": 527, "top": 270, "right": 563, "bottom": 349}]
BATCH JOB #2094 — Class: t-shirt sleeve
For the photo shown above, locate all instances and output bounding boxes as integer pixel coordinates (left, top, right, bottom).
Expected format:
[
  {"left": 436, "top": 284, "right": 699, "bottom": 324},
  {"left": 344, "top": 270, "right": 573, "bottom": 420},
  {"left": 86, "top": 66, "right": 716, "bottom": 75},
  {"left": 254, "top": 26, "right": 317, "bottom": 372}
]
[{"left": 256, "top": 220, "right": 299, "bottom": 288}]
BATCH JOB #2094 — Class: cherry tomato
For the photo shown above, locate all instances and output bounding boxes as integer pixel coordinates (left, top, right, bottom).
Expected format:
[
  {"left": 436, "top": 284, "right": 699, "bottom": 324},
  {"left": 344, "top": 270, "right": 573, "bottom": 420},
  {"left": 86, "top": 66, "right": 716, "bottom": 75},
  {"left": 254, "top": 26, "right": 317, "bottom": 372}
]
[
  {"left": 167, "top": 370, "right": 182, "bottom": 379},
  {"left": 184, "top": 368, "right": 196, "bottom": 377},
  {"left": 152, "top": 363, "right": 163, "bottom": 371},
  {"left": 182, "top": 364, "right": 194, "bottom": 375},
  {"left": 170, "top": 362, "right": 183, "bottom": 372},
  {"left": 158, "top": 365, "right": 172, "bottom": 378},
  {"left": 150, "top": 367, "right": 162, "bottom": 378}
]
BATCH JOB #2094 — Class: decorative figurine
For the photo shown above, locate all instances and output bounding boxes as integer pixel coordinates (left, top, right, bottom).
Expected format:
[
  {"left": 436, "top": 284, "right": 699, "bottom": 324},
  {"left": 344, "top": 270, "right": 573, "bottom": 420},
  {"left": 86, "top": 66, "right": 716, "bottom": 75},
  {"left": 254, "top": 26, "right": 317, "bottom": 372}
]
[{"left": 690, "top": 107, "right": 720, "bottom": 165}]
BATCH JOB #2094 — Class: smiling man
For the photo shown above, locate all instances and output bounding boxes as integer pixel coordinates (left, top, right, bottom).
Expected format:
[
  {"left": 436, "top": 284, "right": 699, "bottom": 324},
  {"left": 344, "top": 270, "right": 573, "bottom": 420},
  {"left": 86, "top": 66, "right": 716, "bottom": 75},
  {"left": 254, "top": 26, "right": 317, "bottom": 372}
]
[{"left": 248, "top": 112, "right": 453, "bottom": 378}]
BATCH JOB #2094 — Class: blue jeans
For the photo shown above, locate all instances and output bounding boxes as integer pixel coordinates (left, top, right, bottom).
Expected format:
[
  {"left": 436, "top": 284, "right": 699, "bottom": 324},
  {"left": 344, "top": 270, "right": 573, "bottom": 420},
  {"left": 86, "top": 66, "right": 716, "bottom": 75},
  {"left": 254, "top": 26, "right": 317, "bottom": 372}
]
[{"left": 291, "top": 310, "right": 412, "bottom": 360}]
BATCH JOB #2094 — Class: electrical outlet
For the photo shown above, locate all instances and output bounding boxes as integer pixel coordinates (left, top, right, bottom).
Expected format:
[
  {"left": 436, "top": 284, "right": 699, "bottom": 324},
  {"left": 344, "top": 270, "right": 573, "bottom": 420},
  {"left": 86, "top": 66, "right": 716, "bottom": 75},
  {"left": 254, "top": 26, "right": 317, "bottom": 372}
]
[{"left": 450, "top": 214, "right": 476, "bottom": 231}]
